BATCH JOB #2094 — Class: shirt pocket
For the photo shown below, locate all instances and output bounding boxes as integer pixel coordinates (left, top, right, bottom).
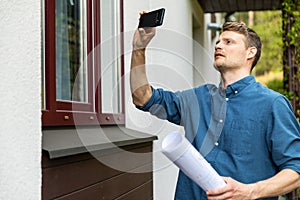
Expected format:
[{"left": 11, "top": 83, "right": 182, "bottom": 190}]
[{"left": 225, "top": 119, "right": 258, "bottom": 157}]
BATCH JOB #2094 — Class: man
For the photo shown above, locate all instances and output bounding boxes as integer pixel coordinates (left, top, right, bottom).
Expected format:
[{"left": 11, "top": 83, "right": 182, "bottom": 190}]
[{"left": 130, "top": 18, "right": 300, "bottom": 199}]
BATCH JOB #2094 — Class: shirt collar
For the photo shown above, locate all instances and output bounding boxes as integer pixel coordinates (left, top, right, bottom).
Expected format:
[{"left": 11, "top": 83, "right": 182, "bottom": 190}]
[{"left": 219, "top": 75, "right": 256, "bottom": 97}]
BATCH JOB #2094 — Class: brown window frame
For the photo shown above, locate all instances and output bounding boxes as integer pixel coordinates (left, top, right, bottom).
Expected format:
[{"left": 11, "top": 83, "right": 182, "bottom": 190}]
[{"left": 42, "top": 0, "right": 125, "bottom": 126}]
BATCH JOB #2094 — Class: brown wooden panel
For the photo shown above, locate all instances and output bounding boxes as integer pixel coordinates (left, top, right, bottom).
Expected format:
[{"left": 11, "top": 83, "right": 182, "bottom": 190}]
[
  {"left": 42, "top": 144, "right": 153, "bottom": 199},
  {"left": 55, "top": 183, "right": 102, "bottom": 200},
  {"left": 43, "top": 158, "right": 120, "bottom": 199},
  {"left": 54, "top": 169, "right": 152, "bottom": 200},
  {"left": 115, "top": 180, "right": 153, "bottom": 200},
  {"left": 100, "top": 170, "right": 152, "bottom": 199}
]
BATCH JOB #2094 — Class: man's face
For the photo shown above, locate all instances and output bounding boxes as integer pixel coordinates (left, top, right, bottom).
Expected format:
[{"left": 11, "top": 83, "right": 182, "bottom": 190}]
[{"left": 214, "top": 31, "right": 248, "bottom": 72}]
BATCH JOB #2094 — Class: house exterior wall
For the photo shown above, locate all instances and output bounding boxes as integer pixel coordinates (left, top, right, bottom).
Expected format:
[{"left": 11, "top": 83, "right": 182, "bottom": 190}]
[
  {"left": 0, "top": 0, "right": 42, "bottom": 200},
  {"left": 124, "top": 0, "right": 220, "bottom": 199},
  {"left": 0, "top": 0, "right": 219, "bottom": 199}
]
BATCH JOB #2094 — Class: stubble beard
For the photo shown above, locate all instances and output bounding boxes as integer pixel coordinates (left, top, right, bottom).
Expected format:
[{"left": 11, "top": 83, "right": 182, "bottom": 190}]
[{"left": 213, "top": 61, "right": 226, "bottom": 73}]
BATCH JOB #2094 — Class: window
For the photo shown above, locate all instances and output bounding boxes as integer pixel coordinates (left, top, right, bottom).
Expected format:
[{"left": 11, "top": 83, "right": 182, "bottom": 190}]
[{"left": 42, "top": 0, "right": 124, "bottom": 126}]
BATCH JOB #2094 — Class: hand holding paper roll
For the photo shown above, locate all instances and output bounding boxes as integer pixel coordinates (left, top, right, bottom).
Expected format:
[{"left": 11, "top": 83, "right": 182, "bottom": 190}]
[{"left": 161, "top": 131, "right": 226, "bottom": 191}]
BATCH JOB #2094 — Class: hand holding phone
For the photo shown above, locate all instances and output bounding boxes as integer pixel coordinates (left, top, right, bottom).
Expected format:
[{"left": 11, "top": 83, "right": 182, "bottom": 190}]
[{"left": 138, "top": 8, "right": 165, "bottom": 28}]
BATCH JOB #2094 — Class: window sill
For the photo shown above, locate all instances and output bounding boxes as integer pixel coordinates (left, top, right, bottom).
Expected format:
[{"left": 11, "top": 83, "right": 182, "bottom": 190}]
[{"left": 42, "top": 125, "right": 157, "bottom": 159}]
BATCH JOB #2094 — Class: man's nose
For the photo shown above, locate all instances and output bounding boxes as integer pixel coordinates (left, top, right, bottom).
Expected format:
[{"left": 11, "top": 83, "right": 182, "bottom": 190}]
[{"left": 215, "top": 42, "right": 222, "bottom": 50}]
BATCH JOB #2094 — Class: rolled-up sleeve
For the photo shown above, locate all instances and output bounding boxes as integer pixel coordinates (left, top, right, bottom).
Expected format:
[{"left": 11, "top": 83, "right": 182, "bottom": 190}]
[
  {"left": 270, "top": 96, "right": 300, "bottom": 173},
  {"left": 137, "top": 87, "right": 182, "bottom": 125}
]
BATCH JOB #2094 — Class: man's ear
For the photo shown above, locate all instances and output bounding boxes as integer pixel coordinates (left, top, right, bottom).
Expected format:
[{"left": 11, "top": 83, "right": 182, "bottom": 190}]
[{"left": 247, "top": 47, "right": 257, "bottom": 60}]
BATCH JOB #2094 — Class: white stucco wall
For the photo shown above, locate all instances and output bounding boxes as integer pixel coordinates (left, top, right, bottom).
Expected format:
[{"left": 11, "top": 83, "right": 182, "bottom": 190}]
[
  {"left": 0, "top": 0, "right": 42, "bottom": 199},
  {"left": 124, "top": 0, "right": 220, "bottom": 199}
]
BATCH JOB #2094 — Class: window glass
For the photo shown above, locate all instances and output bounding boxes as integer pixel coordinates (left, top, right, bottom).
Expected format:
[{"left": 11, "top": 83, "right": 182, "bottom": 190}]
[
  {"left": 42, "top": 0, "right": 125, "bottom": 126},
  {"left": 100, "top": 0, "right": 122, "bottom": 113},
  {"left": 56, "top": 0, "right": 88, "bottom": 102}
]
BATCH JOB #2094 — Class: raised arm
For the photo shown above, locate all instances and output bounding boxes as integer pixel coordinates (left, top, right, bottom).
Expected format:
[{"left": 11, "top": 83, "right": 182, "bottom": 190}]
[{"left": 130, "top": 25, "right": 156, "bottom": 106}]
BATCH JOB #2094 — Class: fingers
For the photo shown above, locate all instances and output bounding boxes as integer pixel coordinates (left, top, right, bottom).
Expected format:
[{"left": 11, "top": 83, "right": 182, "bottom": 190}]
[
  {"left": 222, "top": 176, "right": 231, "bottom": 184},
  {"left": 138, "top": 27, "right": 156, "bottom": 35},
  {"left": 132, "top": 11, "right": 156, "bottom": 50},
  {"left": 132, "top": 27, "right": 156, "bottom": 50},
  {"left": 139, "top": 10, "right": 147, "bottom": 15},
  {"left": 137, "top": 10, "right": 156, "bottom": 34},
  {"left": 207, "top": 191, "right": 233, "bottom": 200},
  {"left": 206, "top": 187, "right": 234, "bottom": 200},
  {"left": 206, "top": 178, "right": 234, "bottom": 200},
  {"left": 206, "top": 184, "right": 233, "bottom": 196},
  {"left": 138, "top": 28, "right": 146, "bottom": 34}
]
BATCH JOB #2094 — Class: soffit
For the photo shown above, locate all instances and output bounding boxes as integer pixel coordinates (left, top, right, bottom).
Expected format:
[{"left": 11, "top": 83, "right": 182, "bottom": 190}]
[{"left": 197, "top": 0, "right": 282, "bottom": 13}]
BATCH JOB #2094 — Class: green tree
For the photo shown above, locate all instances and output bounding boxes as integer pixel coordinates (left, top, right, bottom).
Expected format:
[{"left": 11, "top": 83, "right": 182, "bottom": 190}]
[
  {"left": 252, "top": 11, "right": 283, "bottom": 75},
  {"left": 234, "top": 11, "right": 282, "bottom": 75}
]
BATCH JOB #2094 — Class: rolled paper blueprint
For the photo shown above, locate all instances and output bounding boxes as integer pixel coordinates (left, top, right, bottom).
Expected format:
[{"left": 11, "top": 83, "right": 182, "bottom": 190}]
[{"left": 161, "top": 131, "right": 226, "bottom": 191}]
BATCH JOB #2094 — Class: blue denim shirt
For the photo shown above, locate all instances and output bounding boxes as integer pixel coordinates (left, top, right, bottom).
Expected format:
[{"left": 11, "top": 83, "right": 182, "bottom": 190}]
[{"left": 138, "top": 75, "right": 300, "bottom": 200}]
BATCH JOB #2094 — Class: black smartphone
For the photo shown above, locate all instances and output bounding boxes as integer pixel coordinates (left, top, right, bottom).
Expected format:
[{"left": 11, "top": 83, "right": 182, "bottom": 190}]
[{"left": 138, "top": 8, "right": 165, "bottom": 28}]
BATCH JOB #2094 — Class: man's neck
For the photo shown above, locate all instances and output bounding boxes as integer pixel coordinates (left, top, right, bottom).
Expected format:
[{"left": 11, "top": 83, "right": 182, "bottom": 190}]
[{"left": 220, "top": 69, "right": 251, "bottom": 89}]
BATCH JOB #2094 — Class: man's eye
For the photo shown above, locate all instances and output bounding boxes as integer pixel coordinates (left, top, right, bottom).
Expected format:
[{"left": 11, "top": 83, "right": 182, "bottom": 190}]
[{"left": 226, "top": 40, "right": 232, "bottom": 44}]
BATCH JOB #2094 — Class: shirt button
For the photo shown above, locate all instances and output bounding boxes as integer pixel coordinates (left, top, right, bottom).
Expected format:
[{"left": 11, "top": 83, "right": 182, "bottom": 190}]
[
  {"left": 226, "top": 98, "right": 229, "bottom": 101},
  {"left": 214, "top": 142, "right": 219, "bottom": 146},
  {"left": 219, "top": 119, "right": 223, "bottom": 123},
  {"left": 234, "top": 91, "right": 238, "bottom": 94}
]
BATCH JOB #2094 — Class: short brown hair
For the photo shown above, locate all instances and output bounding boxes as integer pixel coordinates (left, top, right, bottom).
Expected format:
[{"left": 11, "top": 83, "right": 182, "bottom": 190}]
[{"left": 222, "top": 22, "right": 262, "bottom": 70}]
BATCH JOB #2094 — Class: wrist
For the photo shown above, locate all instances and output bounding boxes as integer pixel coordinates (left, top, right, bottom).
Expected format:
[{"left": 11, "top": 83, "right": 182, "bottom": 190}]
[
  {"left": 132, "top": 48, "right": 146, "bottom": 55},
  {"left": 248, "top": 182, "right": 260, "bottom": 199},
  {"left": 132, "top": 46, "right": 146, "bottom": 51}
]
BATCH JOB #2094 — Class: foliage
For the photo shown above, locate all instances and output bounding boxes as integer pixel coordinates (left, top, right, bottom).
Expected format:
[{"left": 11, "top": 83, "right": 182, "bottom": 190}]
[
  {"left": 252, "top": 11, "right": 283, "bottom": 75},
  {"left": 266, "top": 79, "right": 285, "bottom": 94},
  {"left": 267, "top": 3, "right": 300, "bottom": 197},
  {"left": 282, "top": 0, "right": 300, "bottom": 119},
  {"left": 266, "top": 78, "right": 295, "bottom": 101},
  {"left": 234, "top": 11, "right": 283, "bottom": 75}
]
